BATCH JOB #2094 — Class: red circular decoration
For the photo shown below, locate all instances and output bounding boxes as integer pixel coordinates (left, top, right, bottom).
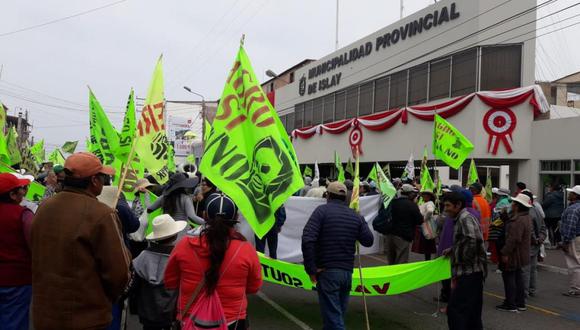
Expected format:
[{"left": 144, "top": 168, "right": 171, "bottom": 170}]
[
  {"left": 349, "top": 127, "right": 363, "bottom": 157},
  {"left": 483, "top": 108, "right": 517, "bottom": 155}
]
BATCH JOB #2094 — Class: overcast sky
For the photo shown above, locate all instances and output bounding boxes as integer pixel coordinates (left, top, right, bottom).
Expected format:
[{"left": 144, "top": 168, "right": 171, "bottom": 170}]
[{"left": 1, "top": 0, "right": 579, "bottom": 152}]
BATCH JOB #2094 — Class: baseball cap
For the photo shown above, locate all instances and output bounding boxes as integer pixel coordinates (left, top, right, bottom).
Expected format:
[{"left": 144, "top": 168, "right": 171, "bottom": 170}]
[
  {"left": 53, "top": 164, "right": 65, "bottom": 174},
  {"left": 206, "top": 193, "right": 238, "bottom": 221},
  {"left": 469, "top": 182, "right": 483, "bottom": 192},
  {"left": 0, "top": 173, "right": 31, "bottom": 194},
  {"left": 566, "top": 185, "right": 580, "bottom": 196},
  {"left": 327, "top": 181, "right": 347, "bottom": 196},
  {"left": 64, "top": 152, "right": 115, "bottom": 178},
  {"left": 401, "top": 183, "right": 418, "bottom": 193}
]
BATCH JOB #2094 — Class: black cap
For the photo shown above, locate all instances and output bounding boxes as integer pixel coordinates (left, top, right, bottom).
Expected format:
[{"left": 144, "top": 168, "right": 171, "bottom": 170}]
[
  {"left": 205, "top": 193, "right": 238, "bottom": 221},
  {"left": 469, "top": 182, "right": 483, "bottom": 193}
]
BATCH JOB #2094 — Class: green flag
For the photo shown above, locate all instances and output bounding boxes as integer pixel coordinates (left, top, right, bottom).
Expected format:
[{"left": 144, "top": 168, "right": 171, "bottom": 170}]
[
  {"left": 420, "top": 165, "right": 435, "bottom": 192},
  {"left": 468, "top": 159, "right": 479, "bottom": 185},
  {"left": 0, "top": 103, "right": 9, "bottom": 164},
  {"left": 61, "top": 141, "right": 78, "bottom": 154},
  {"left": 349, "top": 150, "right": 360, "bottom": 211},
  {"left": 376, "top": 163, "right": 397, "bottom": 209},
  {"left": 485, "top": 169, "right": 493, "bottom": 202},
  {"left": 420, "top": 146, "right": 428, "bottom": 176},
  {"left": 433, "top": 114, "right": 474, "bottom": 170},
  {"left": 346, "top": 158, "right": 354, "bottom": 177},
  {"left": 383, "top": 163, "right": 391, "bottom": 179},
  {"left": 6, "top": 126, "right": 22, "bottom": 165},
  {"left": 334, "top": 151, "right": 345, "bottom": 183},
  {"left": 135, "top": 56, "right": 172, "bottom": 184},
  {"left": 48, "top": 148, "right": 66, "bottom": 165},
  {"left": 367, "top": 163, "right": 378, "bottom": 183},
  {"left": 29, "top": 139, "right": 45, "bottom": 164},
  {"left": 203, "top": 118, "right": 212, "bottom": 144},
  {"left": 89, "top": 89, "right": 120, "bottom": 166},
  {"left": 199, "top": 45, "right": 303, "bottom": 239},
  {"left": 116, "top": 89, "right": 136, "bottom": 162},
  {"left": 20, "top": 143, "right": 38, "bottom": 175},
  {"left": 303, "top": 165, "right": 313, "bottom": 178}
]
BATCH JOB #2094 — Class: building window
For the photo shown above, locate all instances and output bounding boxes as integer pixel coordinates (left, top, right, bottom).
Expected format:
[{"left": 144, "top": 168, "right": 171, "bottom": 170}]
[
  {"left": 480, "top": 44, "right": 522, "bottom": 91},
  {"left": 541, "top": 160, "right": 571, "bottom": 172},
  {"left": 374, "top": 76, "right": 389, "bottom": 112},
  {"left": 286, "top": 112, "right": 295, "bottom": 134},
  {"left": 575, "top": 160, "right": 580, "bottom": 171},
  {"left": 408, "top": 64, "right": 428, "bottom": 105},
  {"left": 323, "top": 94, "right": 334, "bottom": 123},
  {"left": 294, "top": 103, "right": 304, "bottom": 129},
  {"left": 335, "top": 91, "right": 346, "bottom": 120},
  {"left": 358, "top": 82, "right": 374, "bottom": 116},
  {"left": 289, "top": 72, "right": 295, "bottom": 83},
  {"left": 429, "top": 58, "right": 451, "bottom": 101},
  {"left": 346, "top": 87, "right": 358, "bottom": 118},
  {"left": 304, "top": 100, "right": 313, "bottom": 127},
  {"left": 451, "top": 48, "right": 477, "bottom": 97},
  {"left": 390, "top": 70, "right": 407, "bottom": 108},
  {"left": 312, "top": 98, "right": 323, "bottom": 125},
  {"left": 449, "top": 167, "right": 459, "bottom": 180}
]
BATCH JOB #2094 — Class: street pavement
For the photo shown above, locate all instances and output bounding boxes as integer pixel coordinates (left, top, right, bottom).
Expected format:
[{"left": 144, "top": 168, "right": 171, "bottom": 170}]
[{"left": 128, "top": 250, "right": 580, "bottom": 330}]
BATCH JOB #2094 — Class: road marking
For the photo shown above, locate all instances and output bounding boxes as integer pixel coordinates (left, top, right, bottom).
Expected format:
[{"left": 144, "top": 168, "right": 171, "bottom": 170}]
[
  {"left": 256, "top": 291, "right": 314, "bottom": 330},
  {"left": 483, "top": 291, "right": 561, "bottom": 316}
]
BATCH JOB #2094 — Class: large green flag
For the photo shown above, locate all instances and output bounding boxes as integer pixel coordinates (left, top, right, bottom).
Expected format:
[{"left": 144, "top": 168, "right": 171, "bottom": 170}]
[
  {"left": 29, "top": 139, "right": 45, "bottom": 164},
  {"left": 135, "top": 56, "right": 172, "bottom": 184},
  {"left": 61, "top": 141, "right": 78, "bottom": 154},
  {"left": 376, "top": 163, "right": 397, "bottom": 209},
  {"left": 7, "top": 126, "right": 21, "bottom": 166},
  {"left": 89, "top": 89, "right": 120, "bottom": 167},
  {"left": 0, "top": 103, "right": 9, "bottom": 165},
  {"left": 433, "top": 114, "right": 474, "bottom": 170},
  {"left": 346, "top": 158, "right": 354, "bottom": 177},
  {"left": 334, "top": 151, "right": 345, "bottom": 183},
  {"left": 48, "top": 148, "right": 66, "bottom": 165},
  {"left": 199, "top": 45, "right": 303, "bottom": 239},
  {"left": 116, "top": 89, "right": 136, "bottom": 162},
  {"left": 367, "top": 163, "right": 378, "bottom": 183},
  {"left": 468, "top": 158, "right": 479, "bottom": 185}
]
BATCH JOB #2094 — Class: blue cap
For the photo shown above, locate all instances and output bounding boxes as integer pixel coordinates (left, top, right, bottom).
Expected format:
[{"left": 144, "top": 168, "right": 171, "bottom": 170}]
[{"left": 205, "top": 193, "right": 238, "bottom": 221}]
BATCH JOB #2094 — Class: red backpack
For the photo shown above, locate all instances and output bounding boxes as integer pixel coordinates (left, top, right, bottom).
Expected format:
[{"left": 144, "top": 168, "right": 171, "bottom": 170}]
[{"left": 181, "top": 243, "right": 244, "bottom": 330}]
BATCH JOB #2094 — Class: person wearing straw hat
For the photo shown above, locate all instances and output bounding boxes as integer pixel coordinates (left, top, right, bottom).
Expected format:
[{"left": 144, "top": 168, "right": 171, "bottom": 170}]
[
  {"left": 0, "top": 173, "right": 33, "bottom": 330},
  {"left": 561, "top": 185, "right": 580, "bottom": 297},
  {"left": 31, "top": 152, "right": 131, "bottom": 329},
  {"left": 496, "top": 193, "right": 532, "bottom": 312},
  {"left": 148, "top": 173, "right": 204, "bottom": 227},
  {"left": 165, "top": 193, "right": 262, "bottom": 329},
  {"left": 132, "top": 214, "right": 185, "bottom": 329}
]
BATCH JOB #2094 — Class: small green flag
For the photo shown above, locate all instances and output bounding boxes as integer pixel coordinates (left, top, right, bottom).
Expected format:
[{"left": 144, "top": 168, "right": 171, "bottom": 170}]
[
  {"left": 334, "top": 151, "right": 345, "bottom": 183},
  {"left": 349, "top": 151, "right": 360, "bottom": 211},
  {"left": 485, "top": 169, "right": 493, "bottom": 202},
  {"left": 420, "top": 165, "right": 435, "bottom": 192},
  {"left": 115, "top": 89, "right": 136, "bottom": 162},
  {"left": 367, "top": 163, "right": 378, "bottom": 183},
  {"left": 303, "top": 165, "right": 313, "bottom": 178},
  {"left": 6, "top": 126, "right": 22, "bottom": 166},
  {"left": 29, "top": 139, "right": 45, "bottom": 164},
  {"left": 383, "top": 163, "right": 391, "bottom": 179},
  {"left": 200, "top": 45, "right": 303, "bottom": 239},
  {"left": 48, "top": 148, "right": 66, "bottom": 165},
  {"left": 420, "top": 146, "right": 428, "bottom": 176},
  {"left": 345, "top": 158, "right": 354, "bottom": 177},
  {"left": 376, "top": 163, "right": 397, "bottom": 209},
  {"left": 20, "top": 143, "right": 38, "bottom": 175},
  {"left": 433, "top": 114, "right": 474, "bottom": 170},
  {"left": 468, "top": 159, "right": 479, "bottom": 185},
  {"left": 61, "top": 141, "right": 78, "bottom": 154}
]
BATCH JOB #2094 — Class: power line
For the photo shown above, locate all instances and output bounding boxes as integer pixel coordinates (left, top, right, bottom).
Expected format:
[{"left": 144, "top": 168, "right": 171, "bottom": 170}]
[{"left": 0, "top": 0, "right": 129, "bottom": 38}]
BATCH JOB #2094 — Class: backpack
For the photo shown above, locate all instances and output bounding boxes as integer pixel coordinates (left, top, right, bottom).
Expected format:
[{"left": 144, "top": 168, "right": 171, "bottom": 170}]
[
  {"left": 372, "top": 201, "right": 394, "bottom": 235},
  {"left": 181, "top": 243, "right": 244, "bottom": 330}
]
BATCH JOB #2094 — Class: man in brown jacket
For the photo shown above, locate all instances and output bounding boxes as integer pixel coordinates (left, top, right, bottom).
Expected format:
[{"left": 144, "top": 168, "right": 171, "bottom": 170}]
[
  {"left": 31, "top": 152, "right": 131, "bottom": 329},
  {"left": 497, "top": 193, "right": 532, "bottom": 313}
]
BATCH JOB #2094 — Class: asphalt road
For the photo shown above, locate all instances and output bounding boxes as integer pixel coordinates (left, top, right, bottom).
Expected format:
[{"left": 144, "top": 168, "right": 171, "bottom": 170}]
[{"left": 127, "top": 253, "right": 580, "bottom": 330}]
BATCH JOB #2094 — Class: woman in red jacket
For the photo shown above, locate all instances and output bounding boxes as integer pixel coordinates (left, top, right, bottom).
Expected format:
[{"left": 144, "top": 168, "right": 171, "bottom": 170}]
[{"left": 165, "top": 193, "right": 262, "bottom": 329}]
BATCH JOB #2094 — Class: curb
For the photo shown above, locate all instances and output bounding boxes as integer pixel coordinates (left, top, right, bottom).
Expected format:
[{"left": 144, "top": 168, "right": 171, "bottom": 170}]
[{"left": 538, "top": 263, "right": 568, "bottom": 275}]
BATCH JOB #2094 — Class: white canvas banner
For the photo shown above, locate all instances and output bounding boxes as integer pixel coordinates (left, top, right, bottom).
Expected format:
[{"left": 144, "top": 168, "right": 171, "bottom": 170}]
[{"left": 237, "top": 195, "right": 382, "bottom": 262}]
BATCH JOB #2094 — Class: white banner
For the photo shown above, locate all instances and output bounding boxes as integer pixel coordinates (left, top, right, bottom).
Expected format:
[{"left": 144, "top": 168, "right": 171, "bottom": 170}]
[{"left": 237, "top": 195, "right": 382, "bottom": 262}]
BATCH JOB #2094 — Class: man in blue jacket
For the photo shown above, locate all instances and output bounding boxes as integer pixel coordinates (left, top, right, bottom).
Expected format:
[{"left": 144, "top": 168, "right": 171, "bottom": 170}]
[{"left": 301, "top": 181, "right": 374, "bottom": 330}]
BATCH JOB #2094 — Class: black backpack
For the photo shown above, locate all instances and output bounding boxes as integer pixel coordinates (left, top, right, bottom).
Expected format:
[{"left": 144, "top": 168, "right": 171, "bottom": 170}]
[{"left": 372, "top": 201, "right": 394, "bottom": 235}]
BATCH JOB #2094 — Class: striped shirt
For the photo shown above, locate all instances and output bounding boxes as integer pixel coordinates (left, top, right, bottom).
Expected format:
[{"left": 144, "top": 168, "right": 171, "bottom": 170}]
[
  {"left": 451, "top": 208, "right": 487, "bottom": 277},
  {"left": 561, "top": 201, "right": 580, "bottom": 243}
]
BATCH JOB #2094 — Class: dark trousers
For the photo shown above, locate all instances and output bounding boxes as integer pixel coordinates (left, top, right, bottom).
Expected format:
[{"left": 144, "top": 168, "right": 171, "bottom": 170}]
[
  {"left": 0, "top": 285, "right": 31, "bottom": 330},
  {"left": 502, "top": 268, "right": 526, "bottom": 308},
  {"left": 255, "top": 227, "right": 279, "bottom": 259},
  {"left": 447, "top": 272, "right": 484, "bottom": 330},
  {"left": 316, "top": 269, "right": 352, "bottom": 330},
  {"left": 545, "top": 217, "right": 561, "bottom": 245},
  {"left": 440, "top": 279, "right": 451, "bottom": 302}
]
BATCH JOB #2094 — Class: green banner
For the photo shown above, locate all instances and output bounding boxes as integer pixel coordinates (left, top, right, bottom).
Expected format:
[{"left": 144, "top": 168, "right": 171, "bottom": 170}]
[
  {"left": 433, "top": 114, "right": 474, "bottom": 170},
  {"left": 29, "top": 139, "right": 45, "bottom": 164},
  {"left": 61, "top": 141, "right": 78, "bottom": 154},
  {"left": 7, "top": 126, "right": 22, "bottom": 166},
  {"left": 135, "top": 56, "right": 172, "bottom": 184},
  {"left": 259, "top": 254, "right": 451, "bottom": 296},
  {"left": 200, "top": 45, "right": 303, "bottom": 239}
]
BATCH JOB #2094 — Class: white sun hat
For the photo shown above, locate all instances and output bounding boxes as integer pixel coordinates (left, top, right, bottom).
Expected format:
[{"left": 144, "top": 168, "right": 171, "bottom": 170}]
[
  {"left": 512, "top": 193, "right": 532, "bottom": 208},
  {"left": 146, "top": 214, "right": 187, "bottom": 241},
  {"left": 566, "top": 185, "right": 580, "bottom": 196}
]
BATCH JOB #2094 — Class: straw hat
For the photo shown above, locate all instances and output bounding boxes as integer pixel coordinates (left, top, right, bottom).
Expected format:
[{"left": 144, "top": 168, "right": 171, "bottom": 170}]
[
  {"left": 512, "top": 193, "right": 533, "bottom": 208},
  {"left": 133, "top": 178, "right": 154, "bottom": 193},
  {"left": 146, "top": 214, "right": 187, "bottom": 241},
  {"left": 97, "top": 186, "right": 119, "bottom": 209}
]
